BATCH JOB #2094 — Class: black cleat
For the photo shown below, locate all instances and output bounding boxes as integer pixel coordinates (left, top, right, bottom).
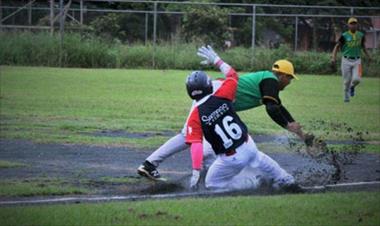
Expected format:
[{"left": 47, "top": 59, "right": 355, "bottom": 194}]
[{"left": 137, "top": 161, "right": 166, "bottom": 181}]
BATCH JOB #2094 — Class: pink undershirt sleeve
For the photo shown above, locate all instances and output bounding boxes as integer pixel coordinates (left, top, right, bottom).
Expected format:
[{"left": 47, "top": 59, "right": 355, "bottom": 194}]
[{"left": 190, "top": 142, "right": 203, "bottom": 170}]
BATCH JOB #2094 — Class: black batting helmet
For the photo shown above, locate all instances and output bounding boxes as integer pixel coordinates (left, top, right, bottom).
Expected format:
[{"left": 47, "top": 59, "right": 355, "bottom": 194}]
[{"left": 186, "top": 71, "right": 213, "bottom": 100}]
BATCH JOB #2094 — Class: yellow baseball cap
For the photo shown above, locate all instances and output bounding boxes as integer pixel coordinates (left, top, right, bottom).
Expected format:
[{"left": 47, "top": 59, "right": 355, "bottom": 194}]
[
  {"left": 348, "top": 17, "right": 358, "bottom": 24},
  {"left": 272, "top": 59, "right": 298, "bottom": 80}
]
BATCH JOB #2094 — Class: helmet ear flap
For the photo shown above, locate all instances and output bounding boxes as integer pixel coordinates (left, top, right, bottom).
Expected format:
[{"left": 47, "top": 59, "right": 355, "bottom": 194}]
[
  {"left": 209, "top": 83, "right": 213, "bottom": 95},
  {"left": 206, "top": 76, "right": 213, "bottom": 95},
  {"left": 208, "top": 85, "right": 213, "bottom": 95}
]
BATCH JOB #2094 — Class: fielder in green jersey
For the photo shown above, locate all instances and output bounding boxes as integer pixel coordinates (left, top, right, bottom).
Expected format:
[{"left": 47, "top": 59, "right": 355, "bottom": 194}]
[
  {"left": 234, "top": 71, "right": 278, "bottom": 111},
  {"left": 332, "top": 17, "right": 372, "bottom": 103}
]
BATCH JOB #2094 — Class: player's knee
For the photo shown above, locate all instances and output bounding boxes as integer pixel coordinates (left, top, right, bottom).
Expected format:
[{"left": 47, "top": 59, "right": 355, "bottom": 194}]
[
  {"left": 352, "top": 78, "right": 361, "bottom": 86},
  {"left": 343, "top": 80, "right": 351, "bottom": 86}
]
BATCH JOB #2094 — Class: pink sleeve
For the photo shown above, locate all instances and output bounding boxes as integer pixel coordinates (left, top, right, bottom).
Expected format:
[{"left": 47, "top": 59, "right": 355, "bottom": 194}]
[
  {"left": 190, "top": 142, "right": 203, "bottom": 170},
  {"left": 185, "top": 108, "right": 203, "bottom": 144}
]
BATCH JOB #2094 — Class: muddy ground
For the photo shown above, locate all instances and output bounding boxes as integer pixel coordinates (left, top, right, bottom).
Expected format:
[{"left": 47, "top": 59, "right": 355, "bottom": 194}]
[{"left": 0, "top": 134, "right": 379, "bottom": 200}]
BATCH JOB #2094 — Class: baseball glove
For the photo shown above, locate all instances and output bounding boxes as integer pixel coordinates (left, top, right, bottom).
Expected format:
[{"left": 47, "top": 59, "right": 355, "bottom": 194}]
[{"left": 304, "top": 133, "right": 328, "bottom": 157}]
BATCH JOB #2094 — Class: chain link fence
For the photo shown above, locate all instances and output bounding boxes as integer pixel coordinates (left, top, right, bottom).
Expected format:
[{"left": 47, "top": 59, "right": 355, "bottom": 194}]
[{"left": 1, "top": 1, "right": 379, "bottom": 70}]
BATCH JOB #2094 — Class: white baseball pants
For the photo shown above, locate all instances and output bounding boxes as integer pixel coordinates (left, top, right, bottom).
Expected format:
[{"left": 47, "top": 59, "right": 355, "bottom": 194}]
[
  {"left": 205, "top": 136, "right": 292, "bottom": 190},
  {"left": 341, "top": 57, "right": 362, "bottom": 99}
]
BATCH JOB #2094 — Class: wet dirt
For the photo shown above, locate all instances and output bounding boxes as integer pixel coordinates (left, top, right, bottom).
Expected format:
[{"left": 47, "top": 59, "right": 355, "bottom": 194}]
[
  {"left": 0, "top": 120, "right": 379, "bottom": 198},
  {"left": 0, "top": 132, "right": 379, "bottom": 198},
  {"left": 286, "top": 120, "right": 378, "bottom": 186}
]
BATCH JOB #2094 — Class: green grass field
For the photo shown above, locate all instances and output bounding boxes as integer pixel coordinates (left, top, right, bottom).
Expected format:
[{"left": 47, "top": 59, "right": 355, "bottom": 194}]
[
  {"left": 0, "top": 192, "right": 379, "bottom": 225},
  {"left": 1, "top": 66, "right": 379, "bottom": 149},
  {"left": 1, "top": 66, "right": 379, "bottom": 225},
  {"left": 0, "top": 66, "right": 380, "bottom": 225}
]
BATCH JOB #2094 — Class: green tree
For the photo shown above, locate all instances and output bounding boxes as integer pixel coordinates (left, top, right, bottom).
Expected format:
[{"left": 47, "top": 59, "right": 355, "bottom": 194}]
[
  {"left": 182, "top": 6, "right": 230, "bottom": 47},
  {"left": 90, "top": 13, "right": 124, "bottom": 41}
]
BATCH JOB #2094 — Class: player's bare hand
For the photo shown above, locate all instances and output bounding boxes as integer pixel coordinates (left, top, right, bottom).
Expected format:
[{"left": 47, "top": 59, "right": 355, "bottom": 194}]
[
  {"left": 197, "top": 45, "right": 220, "bottom": 65},
  {"left": 287, "top": 122, "right": 304, "bottom": 139},
  {"left": 190, "top": 169, "right": 201, "bottom": 190}
]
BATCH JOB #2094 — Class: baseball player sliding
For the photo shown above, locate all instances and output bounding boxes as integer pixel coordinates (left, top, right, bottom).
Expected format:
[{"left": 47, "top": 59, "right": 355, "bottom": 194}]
[
  {"left": 183, "top": 46, "right": 301, "bottom": 191},
  {"left": 138, "top": 48, "right": 308, "bottom": 188}
]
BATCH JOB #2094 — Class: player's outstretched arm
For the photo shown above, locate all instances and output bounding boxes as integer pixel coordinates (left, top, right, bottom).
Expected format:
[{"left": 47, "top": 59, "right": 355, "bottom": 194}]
[
  {"left": 197, "top": 45, "right": 236, "bottom": 80},
  {"left": 260, "top": 78, "right": 306, "bottom": 140},
  {"left": 197, "top": 45, "right": 238, "bottom": 101}
]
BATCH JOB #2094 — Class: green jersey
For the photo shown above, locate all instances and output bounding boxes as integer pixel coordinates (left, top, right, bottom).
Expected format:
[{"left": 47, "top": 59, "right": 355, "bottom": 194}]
[
  {"left": 233, "top": 71, "right": 278, "bottom": 111},
  {"left": 339, "top": 31, "right": 365, "bottom": 58},
  {"left": 208, "top": 70, "right": 293, "bottom": 129}
]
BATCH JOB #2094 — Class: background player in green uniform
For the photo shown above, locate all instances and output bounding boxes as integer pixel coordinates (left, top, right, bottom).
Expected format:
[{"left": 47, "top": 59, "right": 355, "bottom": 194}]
[
  {"left": 331, "top": 17, "right": 372, "bottom": 102},
  {"left": 138, "top": 59, "right": 307, "bottom": 181}
]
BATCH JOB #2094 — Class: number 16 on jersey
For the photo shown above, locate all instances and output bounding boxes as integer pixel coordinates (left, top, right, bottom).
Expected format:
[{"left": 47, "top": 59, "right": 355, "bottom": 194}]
[{"left": 214, "top": 115, "right": 243, "bottom": 149}]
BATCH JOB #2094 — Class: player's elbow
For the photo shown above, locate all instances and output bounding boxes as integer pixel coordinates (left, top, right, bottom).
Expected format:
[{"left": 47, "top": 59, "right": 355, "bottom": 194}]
[{"left": 265, "top": 102, "right": 281, "bottom": 114}]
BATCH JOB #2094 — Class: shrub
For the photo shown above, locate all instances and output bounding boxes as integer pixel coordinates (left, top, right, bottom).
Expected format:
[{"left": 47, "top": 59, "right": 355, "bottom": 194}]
[
  {"left": 0, "top": 32, "right": 379, "bottom": 77},
  {"left": 0, "top": 32, "right": 116, "bottom": 68}
]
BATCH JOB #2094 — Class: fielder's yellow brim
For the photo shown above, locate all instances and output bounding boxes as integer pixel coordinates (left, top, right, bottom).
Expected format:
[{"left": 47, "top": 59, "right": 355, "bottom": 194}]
[
  {"left": 273, "top": 68, "right": 299, "bottom": 80},
  {"left": 348, "top": 17, "right": 358, "bottom": 24}
]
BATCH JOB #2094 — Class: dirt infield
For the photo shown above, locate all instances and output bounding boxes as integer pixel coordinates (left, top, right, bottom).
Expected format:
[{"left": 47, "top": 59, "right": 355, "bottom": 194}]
[{"left": 0, "top": 137, "right": 379, "bottom": 201}]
